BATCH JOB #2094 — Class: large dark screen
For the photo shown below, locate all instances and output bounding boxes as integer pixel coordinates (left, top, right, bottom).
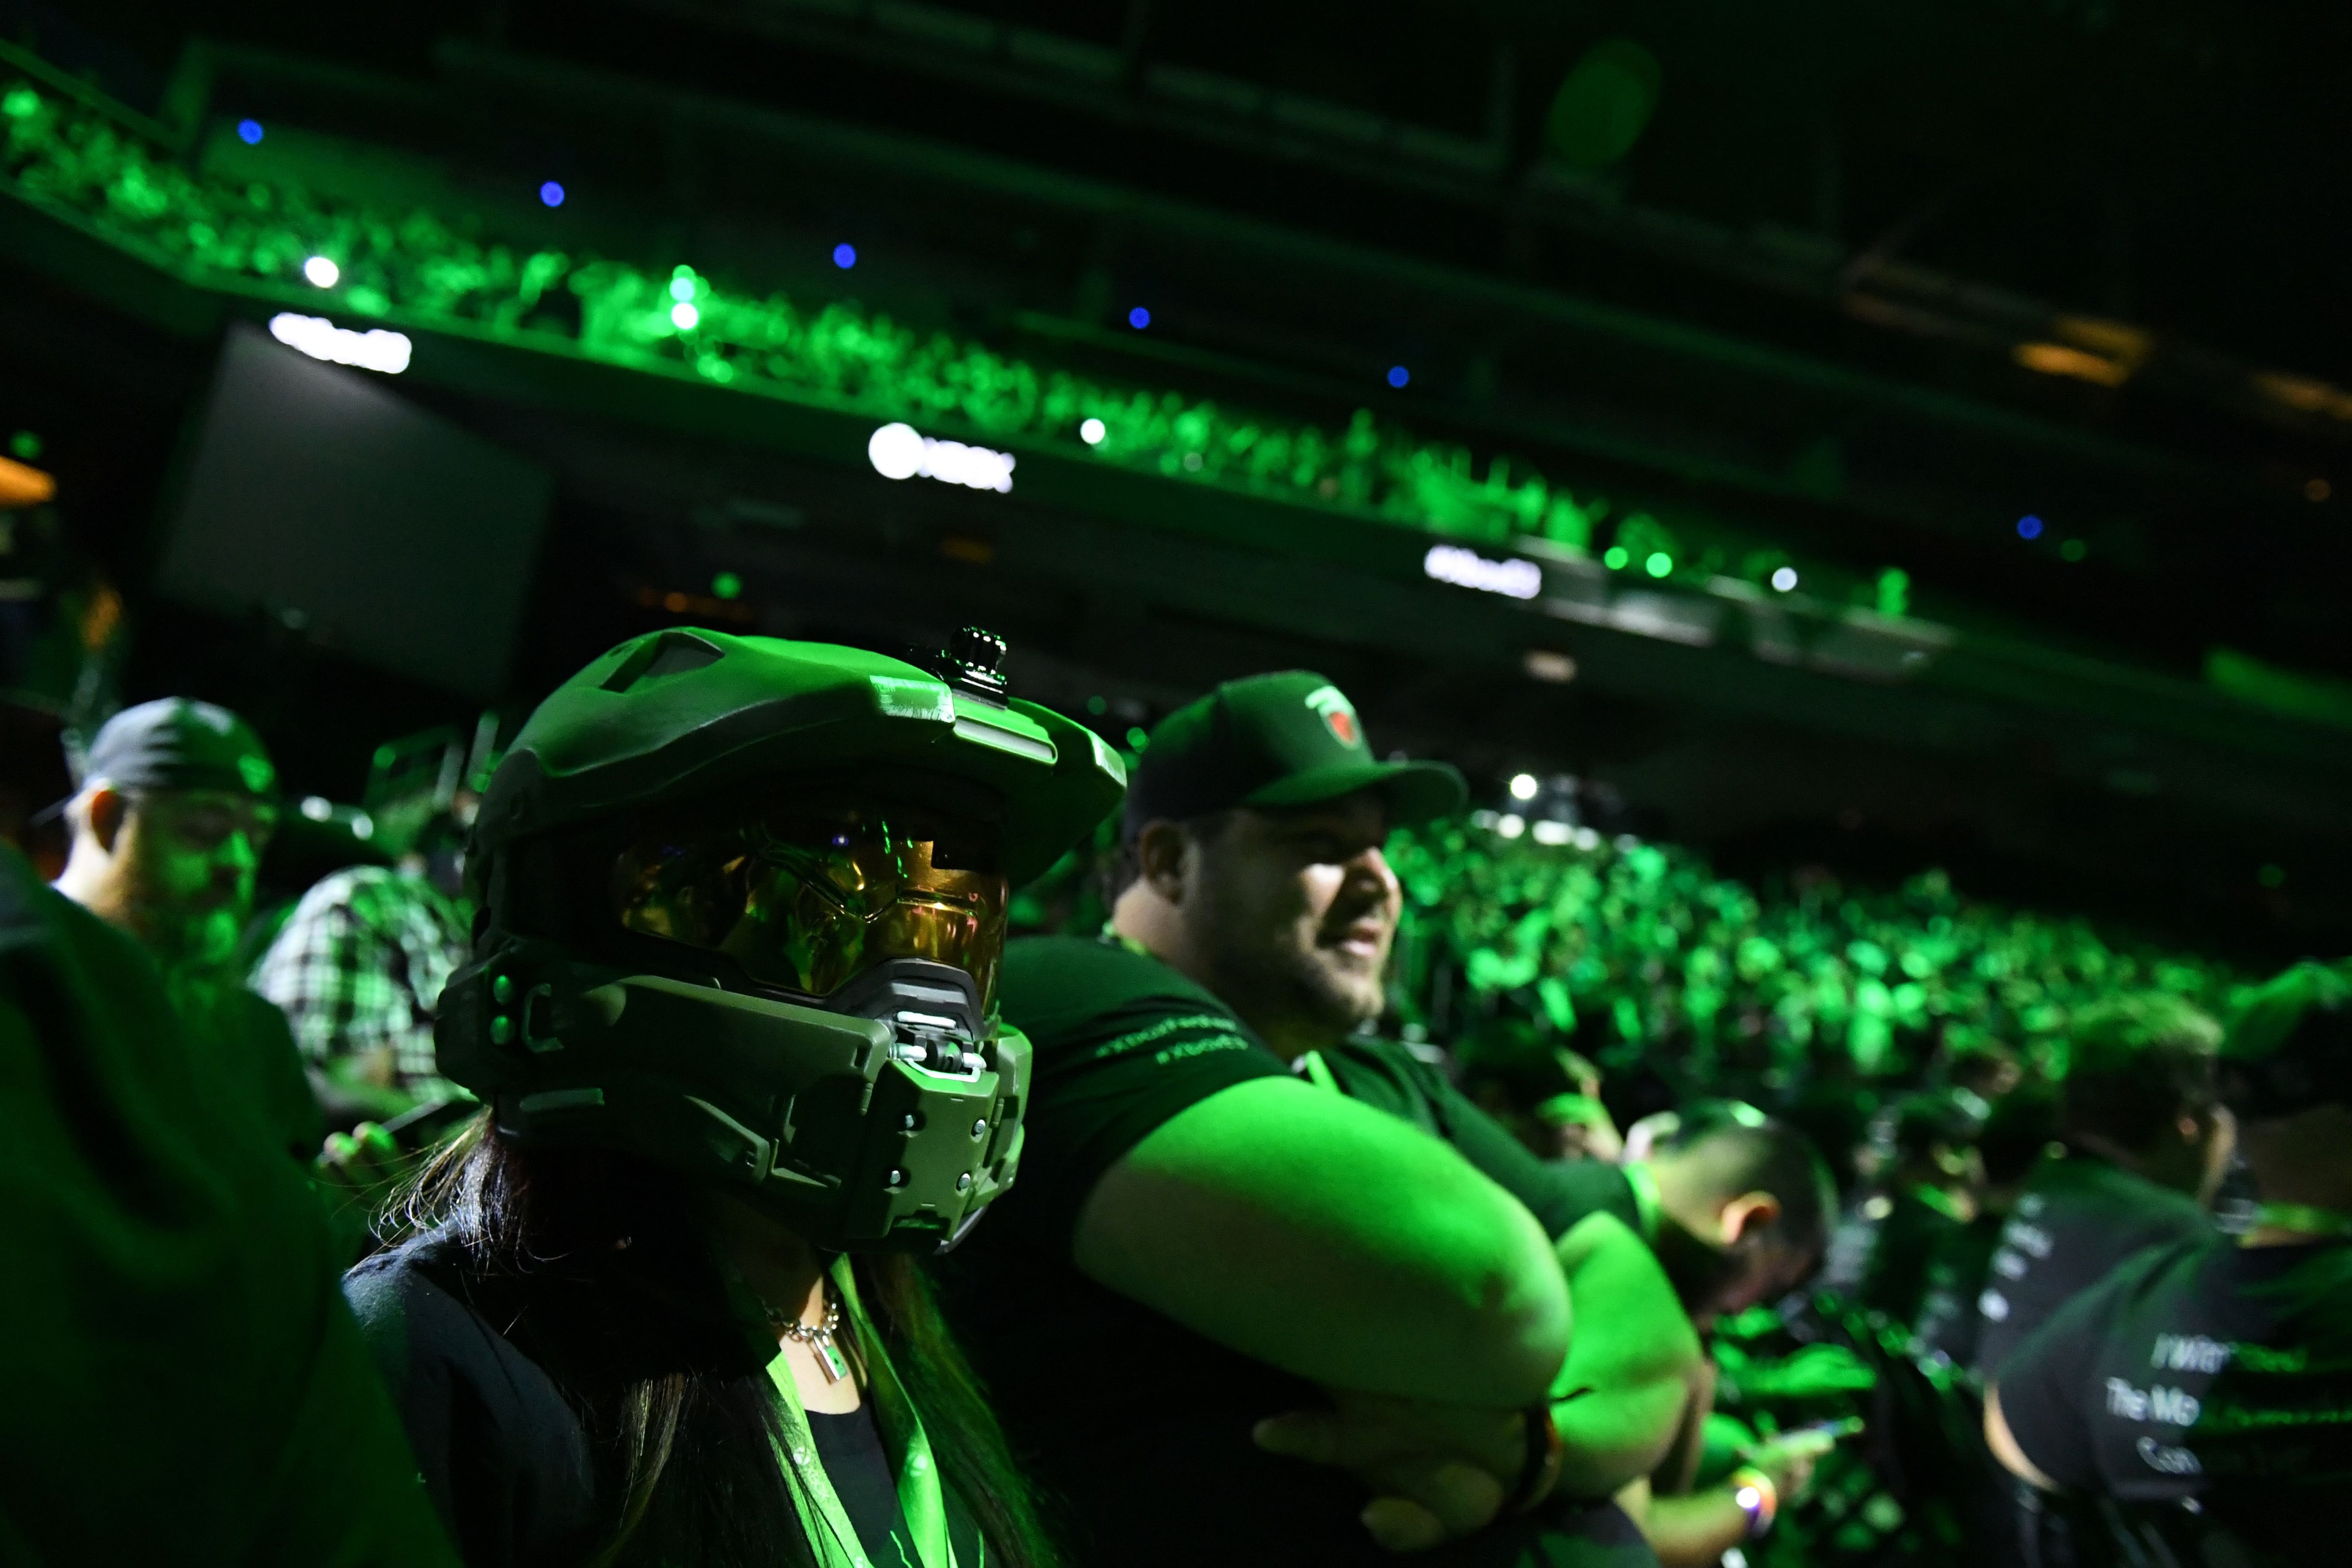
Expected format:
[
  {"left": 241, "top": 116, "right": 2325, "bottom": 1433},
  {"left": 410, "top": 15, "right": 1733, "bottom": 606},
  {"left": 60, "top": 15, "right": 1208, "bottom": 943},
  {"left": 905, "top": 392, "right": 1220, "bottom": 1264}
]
[{"left": 159, "top": 325, "right": 549, "bottom": 699}]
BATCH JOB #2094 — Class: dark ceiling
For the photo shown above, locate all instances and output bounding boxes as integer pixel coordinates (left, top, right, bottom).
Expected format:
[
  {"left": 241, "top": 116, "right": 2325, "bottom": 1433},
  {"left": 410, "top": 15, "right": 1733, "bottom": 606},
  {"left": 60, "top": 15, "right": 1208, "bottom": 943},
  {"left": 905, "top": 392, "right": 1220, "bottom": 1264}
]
[{"left": 6, "top": 0, "right": 2350, "bottom": 956}]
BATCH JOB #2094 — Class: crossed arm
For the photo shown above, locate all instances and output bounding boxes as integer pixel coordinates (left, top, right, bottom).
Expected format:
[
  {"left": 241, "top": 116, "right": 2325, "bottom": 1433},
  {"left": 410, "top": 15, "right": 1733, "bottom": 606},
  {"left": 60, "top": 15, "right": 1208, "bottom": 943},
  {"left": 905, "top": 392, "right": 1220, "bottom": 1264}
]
[
  {"left": 1548, "top": 1211, "right": 1707, "bottom": 1498},
  {"left": 1075, "top": 1075, "right": 1573, "bottom": 1408},
  {"left": 1078, "top": 1077, "right": 1710, "bottom": 1550}
]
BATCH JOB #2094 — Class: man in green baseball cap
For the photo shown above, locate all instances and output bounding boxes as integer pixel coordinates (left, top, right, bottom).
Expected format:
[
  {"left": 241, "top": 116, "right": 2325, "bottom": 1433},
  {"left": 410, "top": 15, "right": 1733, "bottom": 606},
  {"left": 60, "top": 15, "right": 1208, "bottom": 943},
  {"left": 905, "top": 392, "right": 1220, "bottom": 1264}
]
[
  {"left": 51, "top": 696, "right": 319, "bottom": 1162},
  {"left": 938, "top": 671, "right": 1705, "bottom": 1568}
]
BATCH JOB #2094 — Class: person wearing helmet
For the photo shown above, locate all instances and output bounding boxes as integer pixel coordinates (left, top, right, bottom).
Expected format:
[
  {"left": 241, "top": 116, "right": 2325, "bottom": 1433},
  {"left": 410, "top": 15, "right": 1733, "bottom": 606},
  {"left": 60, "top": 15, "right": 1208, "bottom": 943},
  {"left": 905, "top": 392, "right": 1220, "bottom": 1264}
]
[
  {"left": 344, "top": 628, "right": 1123, "bottom": 1568},
  {"left": 1987, "top": 961, "right": 2352, "bottom": 1567}
]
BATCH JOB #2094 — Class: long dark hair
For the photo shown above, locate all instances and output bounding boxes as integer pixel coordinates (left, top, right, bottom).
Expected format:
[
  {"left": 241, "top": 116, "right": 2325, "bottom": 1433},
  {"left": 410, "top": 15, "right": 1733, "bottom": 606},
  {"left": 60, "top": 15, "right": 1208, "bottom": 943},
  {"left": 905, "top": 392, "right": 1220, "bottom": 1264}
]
[{"left": 391, "top": 1115, "right": 1059, "bottom": 1568}]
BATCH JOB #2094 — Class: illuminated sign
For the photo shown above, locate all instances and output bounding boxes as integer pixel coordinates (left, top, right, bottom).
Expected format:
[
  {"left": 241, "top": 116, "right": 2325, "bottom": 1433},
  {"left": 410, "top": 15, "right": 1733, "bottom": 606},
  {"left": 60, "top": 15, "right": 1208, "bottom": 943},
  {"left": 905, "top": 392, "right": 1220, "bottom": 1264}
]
[
  {"left": 1423, "top": 543, "right": 1541, "bottom": 600},
  {"left": 868, "top": 422, "right": 1015, "bottom": 493},
  {"left": 268, "top": 312, "right": 412, "bottom": 374}
]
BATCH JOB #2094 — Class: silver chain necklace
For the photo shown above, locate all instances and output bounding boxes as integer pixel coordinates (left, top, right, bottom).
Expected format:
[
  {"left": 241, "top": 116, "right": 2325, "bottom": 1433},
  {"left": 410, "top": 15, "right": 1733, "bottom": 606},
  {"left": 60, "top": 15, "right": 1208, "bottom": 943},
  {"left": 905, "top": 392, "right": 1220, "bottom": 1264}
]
[{"left": 767, "top": 1285, "right": 851, "bottom": 1384}]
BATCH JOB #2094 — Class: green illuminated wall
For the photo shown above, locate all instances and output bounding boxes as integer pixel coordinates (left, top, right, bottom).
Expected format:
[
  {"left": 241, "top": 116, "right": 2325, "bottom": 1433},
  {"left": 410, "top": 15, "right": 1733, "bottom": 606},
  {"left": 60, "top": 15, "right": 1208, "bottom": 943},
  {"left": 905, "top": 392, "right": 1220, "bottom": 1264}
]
[{"left": 0, "top": 67, "right": 1895, "bottom": 603}]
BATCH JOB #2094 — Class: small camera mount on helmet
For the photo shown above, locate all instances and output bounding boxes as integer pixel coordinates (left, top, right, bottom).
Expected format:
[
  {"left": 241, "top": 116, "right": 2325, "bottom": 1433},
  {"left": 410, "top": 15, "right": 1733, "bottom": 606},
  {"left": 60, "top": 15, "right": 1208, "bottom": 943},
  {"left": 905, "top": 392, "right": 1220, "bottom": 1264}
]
[{"left": 920, "top": 626, "right": 1010, "bottom": 708}]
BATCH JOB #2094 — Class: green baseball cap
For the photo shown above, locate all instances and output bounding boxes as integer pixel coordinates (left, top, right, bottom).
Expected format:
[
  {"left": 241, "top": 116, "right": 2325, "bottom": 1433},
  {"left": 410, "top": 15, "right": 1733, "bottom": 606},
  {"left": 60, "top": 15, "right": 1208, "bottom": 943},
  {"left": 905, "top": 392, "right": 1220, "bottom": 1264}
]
[{"left": 1121, "top": 670, "right": 1465, "bottom": 838}]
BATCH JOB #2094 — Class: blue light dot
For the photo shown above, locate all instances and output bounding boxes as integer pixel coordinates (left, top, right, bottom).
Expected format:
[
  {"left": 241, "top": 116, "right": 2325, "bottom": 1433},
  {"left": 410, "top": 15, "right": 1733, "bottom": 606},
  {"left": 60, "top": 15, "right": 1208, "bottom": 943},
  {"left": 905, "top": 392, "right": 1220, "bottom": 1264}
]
[
  {"left": 833, "top": 243, "right": 856, "bottom": 270},
  {"left": 237, "top": 119, "right": 263, "bottom": 145},
  {"left": 539, "top": 181, "right": 565, "bottom": 207},
  {"left": 1387, "top": 365, "right": 1410, "bottom": 389},
  {"left": 2017, "top": 514, "right": 2044, "bottom": 540},
  {"left": 1128, "top": 306, "right": 1151, "bottom": 330}
]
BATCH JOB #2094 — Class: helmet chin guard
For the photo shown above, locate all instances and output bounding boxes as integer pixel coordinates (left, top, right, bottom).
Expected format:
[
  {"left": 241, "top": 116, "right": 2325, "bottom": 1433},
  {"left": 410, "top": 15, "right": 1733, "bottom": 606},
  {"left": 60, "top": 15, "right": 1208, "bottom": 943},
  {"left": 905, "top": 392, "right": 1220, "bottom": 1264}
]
[{"left": 439, "top": 946, "right": 1029, "bottom": 1254}]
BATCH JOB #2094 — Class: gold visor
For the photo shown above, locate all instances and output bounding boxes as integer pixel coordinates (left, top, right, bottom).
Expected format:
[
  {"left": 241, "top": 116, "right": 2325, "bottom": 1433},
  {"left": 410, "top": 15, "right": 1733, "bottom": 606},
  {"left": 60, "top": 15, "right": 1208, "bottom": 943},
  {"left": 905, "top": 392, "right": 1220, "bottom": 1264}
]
[{"left": 611, "top": 797, "right": 1009, "bottom": 1009}]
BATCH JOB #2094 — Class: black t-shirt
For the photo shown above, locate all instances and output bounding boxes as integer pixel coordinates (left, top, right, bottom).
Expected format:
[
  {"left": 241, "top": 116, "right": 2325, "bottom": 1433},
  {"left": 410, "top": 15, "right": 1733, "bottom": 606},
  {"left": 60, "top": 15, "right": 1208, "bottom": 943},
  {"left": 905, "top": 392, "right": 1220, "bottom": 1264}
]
[
  {"left": 807, "top": 1406, "right": 918, "bottom": 1568},
  {"left": 1995, "top": 1235, "right": 2352, "bottom": 1565},
  {"left": 1313, "top": 1035, "right": 1644, "bottom": 1241},
  {"left": 343, "top": 1236, "right": 604, "bottom": 1568},
  {"left": 1822, "top": 1188, "right": 1963, "bottom": 1324},
  {"left": 168, "top": 969, "right": 327, "bottom": 1164},
  {"left": 939, "top": 937, "right": 1643, "bottom": 1568},
  {"left": 0, "top": 845, "right": 455, "bottom": 1568},
  {"left": 345, "top": 1234, "right": 968, "bottom": 1568},
  {"left": 1973, "top": 1153, "right": 2214, "bottom": 1377},
  {"left": 1912, "top": 1212, "right": 2005, "bottom": 1367}
]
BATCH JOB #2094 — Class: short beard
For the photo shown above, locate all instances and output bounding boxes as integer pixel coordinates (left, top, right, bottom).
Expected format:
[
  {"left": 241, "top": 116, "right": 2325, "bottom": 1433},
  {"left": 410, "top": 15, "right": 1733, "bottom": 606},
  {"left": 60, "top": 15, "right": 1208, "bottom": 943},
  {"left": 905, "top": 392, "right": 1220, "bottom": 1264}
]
[{"left": 1196, "top": 888, "right": 1386, "bottom": 1046}]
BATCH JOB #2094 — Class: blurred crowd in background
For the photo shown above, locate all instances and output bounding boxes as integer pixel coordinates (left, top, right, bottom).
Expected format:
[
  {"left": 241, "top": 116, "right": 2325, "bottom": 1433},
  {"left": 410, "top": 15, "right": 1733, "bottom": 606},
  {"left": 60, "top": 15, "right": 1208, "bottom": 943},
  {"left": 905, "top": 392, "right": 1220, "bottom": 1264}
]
[{"left": 10, "top": 673, "right": 2343, "bottom": 1568}]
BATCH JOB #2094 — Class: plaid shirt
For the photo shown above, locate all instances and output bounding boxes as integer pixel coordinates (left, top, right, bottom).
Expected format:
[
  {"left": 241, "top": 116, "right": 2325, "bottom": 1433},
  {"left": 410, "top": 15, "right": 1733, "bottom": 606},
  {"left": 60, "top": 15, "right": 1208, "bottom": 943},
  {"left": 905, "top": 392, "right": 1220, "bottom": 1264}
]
[{"left": 250, "top": 866, "right": 470, "bottom": 1099}]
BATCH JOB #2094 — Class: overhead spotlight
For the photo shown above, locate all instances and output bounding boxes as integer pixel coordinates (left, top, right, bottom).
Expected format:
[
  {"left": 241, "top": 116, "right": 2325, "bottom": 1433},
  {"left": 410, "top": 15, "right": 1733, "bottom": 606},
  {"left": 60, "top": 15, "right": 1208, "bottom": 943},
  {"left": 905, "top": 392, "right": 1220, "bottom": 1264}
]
[
  {"left": 1128, "top": 306, "right": 1151, "bottom": 330},
  {"left": 1644, "top": 551, "right": 1673, "bottom": 578},
  {"left": 1508, "top": 772, "right": 1540, "bottom": 801},
  {"left": 2017, "top": 514, "right": 2044, "bottom": 540},
  {"left": 540, "top": 181, "right": 565, "bottom": 207},
  {"left": 1771, "top": 566, "right": 1798, "bottom": 592},
  {"left": 833, "top": 243, "right": 857, "bottom": 269},
  {"left": 1387, "top": 366, "right": 1410, "bottom": 388},
  {"left": 237, "top": 119, "right": 264, "bottom": 145},
  {"left": 670, "top": 302, "right": 700, "bottom": 330},
  {"left": 1080, "top": 417, "right": 1106, "bottom": 445},
  {"left": 302, "top": 255, "right": 340, "bottom": 288}
]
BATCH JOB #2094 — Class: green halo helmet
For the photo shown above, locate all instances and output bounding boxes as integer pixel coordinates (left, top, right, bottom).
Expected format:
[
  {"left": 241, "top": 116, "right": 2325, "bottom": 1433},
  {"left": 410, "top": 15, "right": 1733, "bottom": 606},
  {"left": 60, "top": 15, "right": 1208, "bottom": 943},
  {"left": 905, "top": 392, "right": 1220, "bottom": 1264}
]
[{"left": 437, "top": 627, "right": 1126, "bottom": 1254}]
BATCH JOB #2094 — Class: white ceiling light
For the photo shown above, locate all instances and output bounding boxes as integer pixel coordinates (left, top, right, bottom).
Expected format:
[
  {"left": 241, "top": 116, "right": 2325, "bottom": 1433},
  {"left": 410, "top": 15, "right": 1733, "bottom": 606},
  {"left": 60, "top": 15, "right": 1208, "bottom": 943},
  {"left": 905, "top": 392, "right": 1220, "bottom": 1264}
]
[
  {"left": 268, "top": 312, "right": 412, "bottom": 374},
  {"left": 1423, "top": 542, "right": 1542, "bottom": 600},
  {"left": 868, "top": 422, "right": 1016, "bottom": 493}
]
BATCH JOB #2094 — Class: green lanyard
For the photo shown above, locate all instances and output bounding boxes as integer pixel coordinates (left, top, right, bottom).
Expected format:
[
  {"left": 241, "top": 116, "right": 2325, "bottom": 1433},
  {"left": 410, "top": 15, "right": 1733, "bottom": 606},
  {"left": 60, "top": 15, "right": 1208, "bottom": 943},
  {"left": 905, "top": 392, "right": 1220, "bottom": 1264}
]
[
  {"left": 2253, "top": 1202, "right": 2352, "bottom": 1239},
  {"left": 764, "top": 1258, "right": 962, "bottom": 1568},
  {"left": 1907, "top": 1183, "right": 1969, "bottom": 1224},
  {"left": 1621, "top": 1161, "right": 1663, "bottom": 1248},
  {"left": 1296, "top": 1049, "right": 1341, "bottom": 1095}
]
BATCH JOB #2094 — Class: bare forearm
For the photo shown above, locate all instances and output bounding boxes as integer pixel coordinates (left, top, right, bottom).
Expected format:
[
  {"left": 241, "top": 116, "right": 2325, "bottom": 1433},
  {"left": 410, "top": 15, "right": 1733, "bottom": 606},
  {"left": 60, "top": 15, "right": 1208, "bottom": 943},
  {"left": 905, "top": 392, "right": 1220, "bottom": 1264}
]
[
  {"left": 1554, "top": 1379, "right": 1692, "bottom": 1497},
  {"left": 1549, "top": 1213, "right": 1703, "bottom": 1494},
  {"left": 1641, "top": 1489, "right": 1752, "bottom": 1568}
]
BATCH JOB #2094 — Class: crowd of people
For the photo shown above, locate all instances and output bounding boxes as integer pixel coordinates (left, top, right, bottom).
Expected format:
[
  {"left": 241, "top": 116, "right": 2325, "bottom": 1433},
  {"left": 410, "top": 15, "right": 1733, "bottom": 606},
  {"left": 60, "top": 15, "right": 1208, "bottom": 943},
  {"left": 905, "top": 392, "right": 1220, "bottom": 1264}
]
[
  {"left": 4, "top": 630, "right": 2347, "bottom": 1568},
  {"left": 5, "top": 65, "right": 1887, "bottom": 607}
]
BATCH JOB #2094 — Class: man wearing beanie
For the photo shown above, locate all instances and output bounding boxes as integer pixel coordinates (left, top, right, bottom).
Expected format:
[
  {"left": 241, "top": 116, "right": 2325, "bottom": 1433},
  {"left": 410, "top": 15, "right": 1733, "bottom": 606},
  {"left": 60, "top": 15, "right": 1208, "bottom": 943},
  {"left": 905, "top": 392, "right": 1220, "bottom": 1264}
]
[
  {"left": 52, "top": 697, "right": 320, "bottom": 1161},
  {"left": 939, "top": 672, "right": 1699, "bottom": 1567}
]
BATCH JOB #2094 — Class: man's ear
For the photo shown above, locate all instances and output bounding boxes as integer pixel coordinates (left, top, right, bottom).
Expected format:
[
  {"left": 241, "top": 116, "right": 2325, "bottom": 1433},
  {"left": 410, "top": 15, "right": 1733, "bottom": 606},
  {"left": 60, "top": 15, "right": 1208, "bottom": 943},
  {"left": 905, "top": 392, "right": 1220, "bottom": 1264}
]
[
  {"left": 82, "top": 787, "right": 130, "bottom": 856},
  {"left": 1718, "top": 1190, "right": 1782, "bottom": 1248},
  {"left": 1134, "top": 820, "right": 1193, "bottom": 904}
]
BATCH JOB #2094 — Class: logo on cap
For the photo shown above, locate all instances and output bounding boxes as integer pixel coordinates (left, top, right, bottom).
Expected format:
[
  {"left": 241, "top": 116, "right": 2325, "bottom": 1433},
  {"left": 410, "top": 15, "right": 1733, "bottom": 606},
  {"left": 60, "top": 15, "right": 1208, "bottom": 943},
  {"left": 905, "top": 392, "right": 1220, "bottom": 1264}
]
[{"left": 1303, "top": 684, "right": 1360, "bottom": 748}]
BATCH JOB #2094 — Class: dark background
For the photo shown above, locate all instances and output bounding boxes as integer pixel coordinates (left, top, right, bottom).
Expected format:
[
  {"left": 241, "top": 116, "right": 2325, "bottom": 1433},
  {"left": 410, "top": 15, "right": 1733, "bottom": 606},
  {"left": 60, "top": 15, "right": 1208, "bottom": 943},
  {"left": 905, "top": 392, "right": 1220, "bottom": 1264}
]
[{"left": 6, "top": 0, "right": 2351, "bottom": 960}]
